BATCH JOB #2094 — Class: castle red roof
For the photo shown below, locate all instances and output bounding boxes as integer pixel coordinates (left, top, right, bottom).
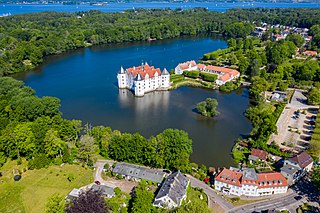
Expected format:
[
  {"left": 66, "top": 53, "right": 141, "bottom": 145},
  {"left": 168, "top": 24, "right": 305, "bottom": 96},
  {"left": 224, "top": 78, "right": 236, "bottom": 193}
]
[{"left": 126, "top": 64, "right": 161, "bottom": 79}]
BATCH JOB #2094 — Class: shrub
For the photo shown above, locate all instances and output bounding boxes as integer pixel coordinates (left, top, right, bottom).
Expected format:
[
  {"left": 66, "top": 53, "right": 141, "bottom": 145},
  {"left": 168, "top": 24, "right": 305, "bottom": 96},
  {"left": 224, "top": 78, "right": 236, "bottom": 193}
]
[
  {"left": 199, "top": 72, "right": 218, "bottom": 82},
  {"left": 28, "top": 154, "right": 51, "bottom": 170},
  {"left": 183, "top": 71, "right": 199, "bottom": 79},
  {"left": 67, "top": 173, "right": 75, "bottom": 182},
  {"left": 104, "top": 163, "right": 109, "bottom": 170}
]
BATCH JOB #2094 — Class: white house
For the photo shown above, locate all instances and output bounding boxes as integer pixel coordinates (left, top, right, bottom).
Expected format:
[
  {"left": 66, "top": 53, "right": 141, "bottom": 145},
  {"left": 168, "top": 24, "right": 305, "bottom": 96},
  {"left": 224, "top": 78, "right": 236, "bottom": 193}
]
[
  {"left": 153, "top": 171, "right": 189, "bottom": 209},
  {"left": 203, "top": 65, "right": 240, "bottom": 85},
  {"left": 174, "top": 60, "right": 198, "bottom": 74},
  {"left": 281, "top": 151, "right": 313, "bottom": 185},
  {"left": 215, "top": 168, "right": 288, "bottom": 197},
  {"left": 117, "top": 63, "right": 170, "bottom": 96},
  {"left": 175, "top": 62, "right": 240, "bottom": 86}
]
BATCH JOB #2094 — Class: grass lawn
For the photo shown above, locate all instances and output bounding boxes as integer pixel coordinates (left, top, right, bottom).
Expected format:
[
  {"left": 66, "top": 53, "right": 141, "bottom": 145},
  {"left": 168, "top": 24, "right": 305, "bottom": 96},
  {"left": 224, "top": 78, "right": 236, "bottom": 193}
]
[
  {"left": 0, "top": 159, "right": 93, "bottom": 213},
  {"left": 223, "top": 196, "right": 267, "bottom": 206}
]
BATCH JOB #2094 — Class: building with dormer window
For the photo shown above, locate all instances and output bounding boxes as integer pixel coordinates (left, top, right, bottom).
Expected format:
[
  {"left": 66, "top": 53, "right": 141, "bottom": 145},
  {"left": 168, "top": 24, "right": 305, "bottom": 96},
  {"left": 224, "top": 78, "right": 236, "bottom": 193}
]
[
  {"left": 215, "top": 168, "right": 288, "bottom": 197},
  {"left": 117, "top": 63, "right": 170, "bottom": 96}
]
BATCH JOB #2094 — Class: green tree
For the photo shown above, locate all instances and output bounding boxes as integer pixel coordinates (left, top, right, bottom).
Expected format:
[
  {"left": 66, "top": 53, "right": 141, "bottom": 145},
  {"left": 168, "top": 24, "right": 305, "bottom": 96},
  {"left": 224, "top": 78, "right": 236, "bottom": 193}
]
[
  {"left": 45, "top": 193, "right": 65, "bottom": 213},
  {"left": 13, "top": 123, "right": 35, "bottom": 158},
  {"left": 155, "top": 129, "right": 193, "bottom": 171},
  {"left": 196, "top": 98, "right": 219, "bottom": 118},
  {"left": 311, "top": 167, "right": 320, "bottom": 190},
  {"left": 307, "top": 88, "right": 320, "bottom": 105},
  {"left": 77, "top": 135, "right": 98, "bottom": 165},
  {"left": 130, "top": 181, "right": 155, "bottom": 213},
  {"left": 285, "top": 33, "right": 305, "bottom": 47},
  {"left": 44, "top": 129, "right": 65, "bottom": 158},
  {"left": 227, "top": 38, "right": 237, "bottom": 49}
]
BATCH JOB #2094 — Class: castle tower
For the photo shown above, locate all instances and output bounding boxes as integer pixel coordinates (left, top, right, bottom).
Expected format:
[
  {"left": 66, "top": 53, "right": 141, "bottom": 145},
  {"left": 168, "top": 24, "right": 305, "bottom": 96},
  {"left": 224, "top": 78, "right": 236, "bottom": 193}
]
[
  {"left": 161, "top": 68, "right": 170, "bottom": 88},
  {"left": 117, "top": 66, "right": 127, "bottom": 89},
  {"left": 134, "top": 73, "right": 145, "bottom": 96}
]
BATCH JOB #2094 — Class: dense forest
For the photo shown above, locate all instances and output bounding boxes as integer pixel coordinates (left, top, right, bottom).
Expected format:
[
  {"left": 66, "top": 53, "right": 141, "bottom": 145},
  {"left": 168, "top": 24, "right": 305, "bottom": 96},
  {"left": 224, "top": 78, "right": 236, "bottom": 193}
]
[{"left": 1, "top": 8, "right": 320, "bottom": 77}]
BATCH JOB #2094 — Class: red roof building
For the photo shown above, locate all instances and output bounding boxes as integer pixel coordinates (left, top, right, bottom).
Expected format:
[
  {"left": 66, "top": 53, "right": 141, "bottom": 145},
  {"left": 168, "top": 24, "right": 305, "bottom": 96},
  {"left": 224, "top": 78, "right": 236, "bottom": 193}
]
[
  {"left": 215, "top": 168, "right": 288, "bottom": 197},
  {"left": 303, "top": 50, "right": 318, "bottom": 56},
  {"left": 250, "top": 149, "right": 267, "bottom": 161},
  {"left": 288, "top": 151, "right": 313, "bottom": 172}
]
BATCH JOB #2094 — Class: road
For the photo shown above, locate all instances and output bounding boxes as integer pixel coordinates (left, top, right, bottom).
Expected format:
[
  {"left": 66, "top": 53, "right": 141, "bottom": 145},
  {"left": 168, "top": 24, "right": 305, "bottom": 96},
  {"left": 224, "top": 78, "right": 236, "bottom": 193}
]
[
  {"left": 186, "top": 174, "right": 234, "bottom": 212},
  {"left": 227, "top": 193, "right": 305, "bottom": 213}
]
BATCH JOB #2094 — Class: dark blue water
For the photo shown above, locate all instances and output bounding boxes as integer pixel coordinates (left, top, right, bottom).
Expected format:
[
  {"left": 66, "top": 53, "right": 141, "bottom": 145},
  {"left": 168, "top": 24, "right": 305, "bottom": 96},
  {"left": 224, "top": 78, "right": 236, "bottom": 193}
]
[
  {"left": 1, "top": 2, "right": 320, "bottom": 15},
  {"left": 14, "top": 37, "right": 251, "bottom": 167}
]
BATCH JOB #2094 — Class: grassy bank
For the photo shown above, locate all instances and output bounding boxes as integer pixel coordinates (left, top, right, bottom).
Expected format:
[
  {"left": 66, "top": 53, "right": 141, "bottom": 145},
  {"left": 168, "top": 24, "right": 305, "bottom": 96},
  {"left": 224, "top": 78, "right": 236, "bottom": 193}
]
[
  {"left": 0, "top": 160, "right": 93, "bottom": 213},
  {"left": 170, "top": 74, "right": 216, "bottom": 90}
]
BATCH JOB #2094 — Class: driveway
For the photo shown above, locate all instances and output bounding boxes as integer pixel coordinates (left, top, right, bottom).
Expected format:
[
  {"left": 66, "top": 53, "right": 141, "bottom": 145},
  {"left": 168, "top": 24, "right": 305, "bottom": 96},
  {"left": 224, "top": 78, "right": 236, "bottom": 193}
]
[
  {"left": 94, "top": 160, "right": 137, "bottom": 194},
  {"left": 186, "top": 174, "right": 234, "bottom": 212}
]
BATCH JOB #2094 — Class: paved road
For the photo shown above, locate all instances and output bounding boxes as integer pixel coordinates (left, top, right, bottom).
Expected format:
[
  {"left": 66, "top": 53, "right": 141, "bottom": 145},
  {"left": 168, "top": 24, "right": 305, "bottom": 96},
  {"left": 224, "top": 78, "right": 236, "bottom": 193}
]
[
  {"left": 186, "top": 174, "right": 234, "bottom": 211},
  {"left": 228, "top": 193, "right": 303, "bottom": 213}
]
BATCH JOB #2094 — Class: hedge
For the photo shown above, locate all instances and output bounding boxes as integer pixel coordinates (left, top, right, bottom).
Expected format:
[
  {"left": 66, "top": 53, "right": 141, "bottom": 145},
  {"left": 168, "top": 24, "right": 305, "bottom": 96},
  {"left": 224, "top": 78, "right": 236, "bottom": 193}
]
[
  {"left": 199, "top": 72, "right": 218, "bottom": 82},
  {"left": 183, "top": 71, "right": 199, "bottom": 79}
]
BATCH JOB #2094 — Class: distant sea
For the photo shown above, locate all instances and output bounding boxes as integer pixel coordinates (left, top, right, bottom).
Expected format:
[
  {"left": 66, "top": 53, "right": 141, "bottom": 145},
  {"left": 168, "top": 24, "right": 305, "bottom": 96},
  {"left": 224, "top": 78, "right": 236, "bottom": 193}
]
[{"left": 1, "top": 2, "right": 320, "bottom": 16}]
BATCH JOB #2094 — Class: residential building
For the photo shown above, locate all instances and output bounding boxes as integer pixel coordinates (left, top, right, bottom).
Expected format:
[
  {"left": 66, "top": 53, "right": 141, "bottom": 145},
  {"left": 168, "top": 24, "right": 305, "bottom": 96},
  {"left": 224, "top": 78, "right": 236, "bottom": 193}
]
[
  {"left": 153, "top": 171, "right": 189, "bottom": 209},
  {"left": 91, "top": 184, "right": 115, "bottom": 198},
  {"left": 175, "top": 62, "right": 240, "bottom": 86},
  {"left": 66, "top": 188, "right": 81, "bottom": 201},
  {"left": 113, "top": 163, "right": 166, "bottom": 184},
  {"left": 201, "top": 65, "right": 240, "bottom": 85},
  {"left": 280, "top": 163, "right": 303, "bottom": 186},
  {"left": 174, "top": 60, "right": 197, "bottom": 74},
  {"left": 249, "top": 148, "right": 268, "bottom": 164},
  {"left": 215, "top": 168, "right": 288, "bottom": 197},
  {"left": 253, "top": 27, "right": 267, "bottom": 37},
  {"left": 273, "top": 34, "right": 286, "bottom": 41},
  {"left": 285, "top": 151, "right": 314, "bottom": 172},
  {"left": 281, "top": 151, "right": 313, "bottom": 185},
  {"left": 303, "top": 50, "right": 318, "bottom": 57},
  {"left": 117, "top": 63, "right": 170, "bottom": 96},
  {"left": 66, "top": 184, "right": 115, "bottom": 201}
]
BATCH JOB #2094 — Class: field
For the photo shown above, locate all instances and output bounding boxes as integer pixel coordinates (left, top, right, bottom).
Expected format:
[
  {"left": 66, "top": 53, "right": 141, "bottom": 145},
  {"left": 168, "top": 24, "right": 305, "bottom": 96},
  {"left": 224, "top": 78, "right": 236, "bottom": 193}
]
[{"left": 0, "top": 160, "right": 93, "bottom": 213}]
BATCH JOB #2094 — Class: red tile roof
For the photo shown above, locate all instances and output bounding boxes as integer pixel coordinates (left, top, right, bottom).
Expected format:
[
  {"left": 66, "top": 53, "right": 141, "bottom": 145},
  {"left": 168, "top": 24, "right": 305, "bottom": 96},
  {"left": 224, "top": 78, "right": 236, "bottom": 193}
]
[
  {"left": 205, "top": 65, "right": 237, "bottom": 74},
  {"left": 215, "top": 168, "right": 288, "bottom": 188},
  {"left": 215, "top": 168, "right": 242, "bottom": 187},
  {"left": 126, "top": 64, "right": 161, "bottom": 79},
  {"left": 256, "top": 172, "right": 288, "bottom": 188},
  {"left": 251, "top": 149, "right": 267, "bottom": 161},
  {"left": 303, "top": 50, "right": 318, "bottom": 56},
  {"left": 289, "top": 152, "right": 313, "bottom": 169},
  {"left": 197, "top": 64, "right": 206, "bottom": 69},
  {"left": 239, "top": 141, "right": 249, "bottom": 147},
  {"left": 179, "top": 60, "right": 197, "bottom": 70}
]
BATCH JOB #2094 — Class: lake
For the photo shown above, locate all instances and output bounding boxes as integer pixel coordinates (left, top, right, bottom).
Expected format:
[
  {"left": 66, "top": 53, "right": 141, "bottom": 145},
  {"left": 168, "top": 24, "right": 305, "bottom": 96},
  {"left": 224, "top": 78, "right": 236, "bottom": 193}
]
[
  {"left": 1, "top": 2, "right": 320, "bottom": 15},
  {"left": 14, "top": 36, "right": 252, "bottom": 168}
]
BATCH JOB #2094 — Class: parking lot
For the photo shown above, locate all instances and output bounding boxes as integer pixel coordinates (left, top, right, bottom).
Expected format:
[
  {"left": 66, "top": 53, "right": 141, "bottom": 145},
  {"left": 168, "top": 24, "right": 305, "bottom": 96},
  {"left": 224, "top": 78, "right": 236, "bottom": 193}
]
[{"left": 269, "top": 90, "right": 318, "bottom": 153}]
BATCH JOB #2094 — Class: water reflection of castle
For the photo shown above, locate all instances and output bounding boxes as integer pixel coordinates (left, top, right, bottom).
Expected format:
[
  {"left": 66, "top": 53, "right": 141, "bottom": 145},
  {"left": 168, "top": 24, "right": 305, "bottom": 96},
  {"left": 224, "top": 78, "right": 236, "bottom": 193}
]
[{"left": 118, "top": 89, "right": 170, "bottom": 118}]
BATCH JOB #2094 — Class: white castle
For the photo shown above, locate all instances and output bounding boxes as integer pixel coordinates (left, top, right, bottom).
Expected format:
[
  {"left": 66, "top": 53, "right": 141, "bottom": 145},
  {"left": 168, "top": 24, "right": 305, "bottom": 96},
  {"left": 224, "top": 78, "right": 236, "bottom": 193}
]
[{"left": 117, "top": 63, "right": 170, "bottom": 96}]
